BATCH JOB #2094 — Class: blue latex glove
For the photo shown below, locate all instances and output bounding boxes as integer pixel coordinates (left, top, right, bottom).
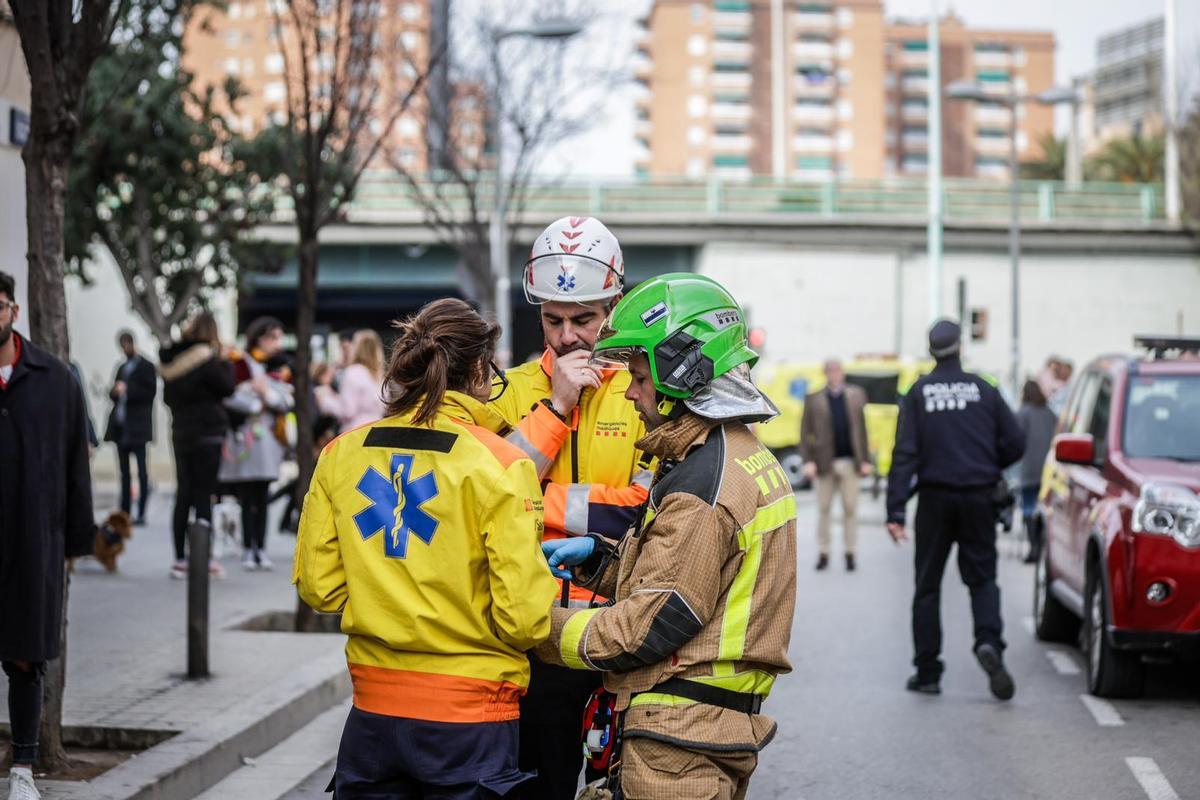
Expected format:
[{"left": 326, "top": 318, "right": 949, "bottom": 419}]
[{"left": 542, "top": 537, "right": 596, "bottom": 580}]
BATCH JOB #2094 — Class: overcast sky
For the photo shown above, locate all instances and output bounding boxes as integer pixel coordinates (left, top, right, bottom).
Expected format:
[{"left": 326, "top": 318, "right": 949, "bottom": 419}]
[{"left": 543, "top": 0, "right": 1200, "bottom": 178}]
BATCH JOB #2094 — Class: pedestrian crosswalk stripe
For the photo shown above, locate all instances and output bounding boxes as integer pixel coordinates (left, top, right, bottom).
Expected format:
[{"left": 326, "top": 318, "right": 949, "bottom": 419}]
[
  {"left": 1079, "top": 694, "right": 1124, "bottom": 726},
  {"left": 1046, "top": 650, "right": 1081, "bottom": 675},
  {"left": 1126, "top": 757, "right": 1181, "bottom": 800}
]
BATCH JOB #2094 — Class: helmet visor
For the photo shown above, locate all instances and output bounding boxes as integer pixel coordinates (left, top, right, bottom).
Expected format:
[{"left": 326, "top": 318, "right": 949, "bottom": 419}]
[{"left": 590, "top": 346, "right": 641, "bottom": 371}]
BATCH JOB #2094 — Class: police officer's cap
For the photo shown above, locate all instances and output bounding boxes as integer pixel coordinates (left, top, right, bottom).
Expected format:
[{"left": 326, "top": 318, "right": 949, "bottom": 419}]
[{"left": 928, "top": 319, "right": 961, "bottom": 358}]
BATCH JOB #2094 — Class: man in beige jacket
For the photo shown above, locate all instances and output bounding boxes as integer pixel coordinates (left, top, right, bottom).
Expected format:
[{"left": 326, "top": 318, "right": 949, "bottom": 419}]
[{"left": 800, "top": 359, "right": 871, "bottom": 571}]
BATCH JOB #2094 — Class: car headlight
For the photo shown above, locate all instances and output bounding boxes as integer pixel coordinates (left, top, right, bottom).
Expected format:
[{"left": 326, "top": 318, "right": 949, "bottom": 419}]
[{"left": 1132, "top": 482, "right": 1200, "bottom": 549}]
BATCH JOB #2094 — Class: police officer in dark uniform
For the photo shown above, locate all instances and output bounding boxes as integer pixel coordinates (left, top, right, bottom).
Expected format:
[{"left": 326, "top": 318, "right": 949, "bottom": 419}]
[{"left": 886, "top": 319, "right": 1025, "bottom": 700}]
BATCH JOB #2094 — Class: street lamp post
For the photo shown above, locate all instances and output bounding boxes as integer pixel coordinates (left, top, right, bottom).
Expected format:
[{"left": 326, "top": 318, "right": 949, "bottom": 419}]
[
  {"left": 489, "top": 21, "right": 583, "bottom": 367},
  {"left": 946, "top": 81, "right": 1077, "bottom": 400}
]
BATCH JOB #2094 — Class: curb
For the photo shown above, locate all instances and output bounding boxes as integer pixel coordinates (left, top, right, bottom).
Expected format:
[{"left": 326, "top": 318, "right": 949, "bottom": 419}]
[{"left": 77, "top": 650, "right": 350, "bottom": 800}]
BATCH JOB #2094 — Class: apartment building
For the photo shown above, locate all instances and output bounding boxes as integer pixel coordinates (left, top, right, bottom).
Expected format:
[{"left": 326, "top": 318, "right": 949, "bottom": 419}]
[
  {"left": 885, "top": 16, "right": 1054, "bottom": 179},
  {"left": 183, "top": 0, "right": 437, "bottom": 170},
  {"left": 1090, "top": 17, "right": 1164, "bottom": 141},
  {"left": 635, "top": 1, "right": 1055, "bottom": 181}
]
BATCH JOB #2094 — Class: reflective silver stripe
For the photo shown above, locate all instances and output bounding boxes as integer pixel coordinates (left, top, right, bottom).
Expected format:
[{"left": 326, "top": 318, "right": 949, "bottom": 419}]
[
  {"left": 568, "top": 598, "right": 595, "bottom": 609},
  {"left": 564, "top": 483, "right": 592, "bottom": 535},
  {"left": 632, "top": 469, "right": 654, "bottom": 491},
  {"left": 505, "top": 428, "right": 552, "bottom": 478}
]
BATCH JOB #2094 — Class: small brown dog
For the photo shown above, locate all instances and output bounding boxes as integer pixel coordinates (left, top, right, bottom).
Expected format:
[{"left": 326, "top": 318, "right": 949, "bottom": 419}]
[{"left": 91, "top": 511, "right": 133, "bottom": 573}]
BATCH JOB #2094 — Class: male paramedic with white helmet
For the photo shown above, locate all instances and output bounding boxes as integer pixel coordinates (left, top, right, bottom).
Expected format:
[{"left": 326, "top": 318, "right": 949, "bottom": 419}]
[{"left": 490, "top": 216, "right": 654, "bottom": 799}]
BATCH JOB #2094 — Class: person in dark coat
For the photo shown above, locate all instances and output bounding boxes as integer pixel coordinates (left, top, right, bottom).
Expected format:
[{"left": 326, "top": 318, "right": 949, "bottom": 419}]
[
  {"left": 1016, "top": 379, "right": 1058, "bottom": 563},
  {"left": 0, "top": 271, "right": 95, "bottom": 797},
  {"left": 104, "top": 330, "right": 157, "bottom": 524},
  {"left": 160, "top": 312, "right": 235, "bottom": 580},
  {"left": 886, "top": 319, "right": 1025, "bottom": 701}
]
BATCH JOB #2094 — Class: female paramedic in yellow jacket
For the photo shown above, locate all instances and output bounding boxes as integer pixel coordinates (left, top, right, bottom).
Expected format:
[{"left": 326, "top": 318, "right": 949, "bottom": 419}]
[{"left": 293, "top": 298, "right": 559, "bottom": 798}]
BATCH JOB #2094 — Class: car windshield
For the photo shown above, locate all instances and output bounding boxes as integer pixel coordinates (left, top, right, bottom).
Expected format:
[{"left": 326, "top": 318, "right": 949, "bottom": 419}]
[
  {"left": 845, "top": 372, "right": 900, "bottom": 405},
  {"left": 1123, "top": 374, "right": 1200, "bottom": 461}
]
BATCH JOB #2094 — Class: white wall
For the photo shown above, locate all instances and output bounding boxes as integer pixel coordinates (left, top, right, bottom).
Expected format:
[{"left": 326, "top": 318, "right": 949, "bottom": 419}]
[
  {"left": 66, "top": 248, "right": 239, "bottom": 484},
  {"left": 699, "top": 243, "right": 1200, "bottom": 385}
]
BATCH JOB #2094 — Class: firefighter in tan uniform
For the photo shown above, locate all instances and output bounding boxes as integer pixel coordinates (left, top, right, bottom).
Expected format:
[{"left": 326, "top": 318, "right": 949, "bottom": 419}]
[{"left": 538, "top": 274, "right": 798, "bottom": 800}]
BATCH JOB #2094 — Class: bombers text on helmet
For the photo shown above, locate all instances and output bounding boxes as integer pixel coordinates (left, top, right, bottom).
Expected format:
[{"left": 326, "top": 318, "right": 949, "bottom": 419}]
[
  {"left": 591, "top": 273, "right": 757, "bottom": 399},
  {"left": 523, "top": 216, "right": 625, "bottom": 304}
]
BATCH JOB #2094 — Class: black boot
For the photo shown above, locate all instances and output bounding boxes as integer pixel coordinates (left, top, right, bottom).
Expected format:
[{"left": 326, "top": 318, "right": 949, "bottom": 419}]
[
  {"left": 845, "top": 553, "right": 856, "bottom": 572},
  {"left": 815, "top": 554, "right": 829, "bottom": 571}
]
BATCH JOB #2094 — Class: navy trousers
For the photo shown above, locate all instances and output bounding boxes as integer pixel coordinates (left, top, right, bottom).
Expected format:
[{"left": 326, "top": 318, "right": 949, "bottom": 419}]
[{"left": 330, "top": 707, "right": 533, "bottom": 799}]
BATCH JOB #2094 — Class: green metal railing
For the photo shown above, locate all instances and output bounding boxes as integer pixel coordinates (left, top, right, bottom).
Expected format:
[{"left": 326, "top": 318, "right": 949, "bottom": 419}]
[{"left": 291, "top": 172, "right": 1168, "bottom": 226}]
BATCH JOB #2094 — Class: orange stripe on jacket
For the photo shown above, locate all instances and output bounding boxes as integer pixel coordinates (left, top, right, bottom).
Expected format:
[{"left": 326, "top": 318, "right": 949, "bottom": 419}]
[
  {"left": 349, "top": 664, "right": 525, "bottom": 723},
  {"left": 542, "top": 481, "right": 650, "bottom": 538},
  {"left": 450, "top": 418, "right": 527, "bottom": 469}
]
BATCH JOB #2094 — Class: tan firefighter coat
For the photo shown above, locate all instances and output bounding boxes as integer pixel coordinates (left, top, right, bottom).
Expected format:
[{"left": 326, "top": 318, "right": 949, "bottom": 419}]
[{"left": 535, "top": 412, "right": 798, "bottom": 753}]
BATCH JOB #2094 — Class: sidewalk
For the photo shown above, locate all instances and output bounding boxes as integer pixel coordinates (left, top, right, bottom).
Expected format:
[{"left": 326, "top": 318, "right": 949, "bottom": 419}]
[{"left": 1, "top": 481, "right": 349, "bottom": 799}]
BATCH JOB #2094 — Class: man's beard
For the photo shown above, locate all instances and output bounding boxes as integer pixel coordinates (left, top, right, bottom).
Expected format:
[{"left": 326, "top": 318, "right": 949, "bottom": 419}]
[
  {"left": 0, "top": 321, "right": 11, "bottom": 349},
  {"left": 551, "top": 340, "right": 591, "bottom": 357}
]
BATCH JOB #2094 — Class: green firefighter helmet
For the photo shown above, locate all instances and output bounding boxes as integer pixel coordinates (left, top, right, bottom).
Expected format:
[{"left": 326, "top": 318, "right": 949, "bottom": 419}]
[{"left": 591, "top": 273, "right": 757, "bottom": 399}]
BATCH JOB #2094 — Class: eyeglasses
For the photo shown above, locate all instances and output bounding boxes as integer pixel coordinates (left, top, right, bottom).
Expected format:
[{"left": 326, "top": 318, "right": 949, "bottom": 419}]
[
  {"left": 0, "top": 300, "right": 15, "bottom": 314},
  {"left": 488, "top": 360, "right": 510, "bottom": 402}
]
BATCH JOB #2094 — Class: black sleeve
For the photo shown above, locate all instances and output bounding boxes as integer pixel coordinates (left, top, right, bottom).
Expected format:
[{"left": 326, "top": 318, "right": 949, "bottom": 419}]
[
  {"left": 203, "top": 359, "right": 236, "bottom": 400},
  {"left": 994, "top": 389, "right": 1026, "bottom": 469},
  {"left": 65, "top": 374, "right": 97, "bottom": 559},
  {"left": 886, "top": 386, "right": 920, "bottom": 524},
  {"left": 126, "top": 359, "right": 157, "bottom": 404}
]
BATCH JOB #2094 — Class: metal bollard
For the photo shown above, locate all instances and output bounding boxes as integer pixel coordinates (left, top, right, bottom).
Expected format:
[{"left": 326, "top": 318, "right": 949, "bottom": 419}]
[{"left": 187, "top": 519, "right": 212, "bottom": 679}]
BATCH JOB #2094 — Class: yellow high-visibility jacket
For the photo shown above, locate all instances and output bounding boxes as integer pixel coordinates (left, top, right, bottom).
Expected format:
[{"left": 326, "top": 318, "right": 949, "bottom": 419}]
[
  {"left": 491, "top": 349, "right": 653, "bottom": 603},
  {"left": 293, "top": 391, "right": 559, "bottom": 724}
]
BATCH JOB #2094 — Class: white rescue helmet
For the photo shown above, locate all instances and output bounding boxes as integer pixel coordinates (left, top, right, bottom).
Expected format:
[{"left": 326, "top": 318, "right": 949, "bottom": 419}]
[{"left": 523, "top": 216, "right": 625, "bottom": 305}]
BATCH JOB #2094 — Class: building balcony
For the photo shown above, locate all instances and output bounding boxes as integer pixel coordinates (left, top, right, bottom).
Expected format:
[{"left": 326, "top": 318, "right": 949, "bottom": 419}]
[
  {"left": 632, "top": 51, "right": 652, "bottom": 77},
  {"left": 974, "top": 105, "right": 1012, "bottom": 125},
  {"left": 973, "top": 51, "right": 1012, "bottom": 69},
  {"left": 713, "top": 40, "right": 753, "bottom": 60},
  {"left": 901, "top": 76, "right": 929, "bottom": 93},
  {"left": 635, "top": 118, "right": 652, "bottom": 137},
  {"left": 901, "top": 131, "right": 929, "bottom": 149},
  {"left": 633, "top": 24, "right": 649, "bottom": 46},
  {"left": 974, "top": 162, "right": 1011, "bottom": 180},
  {"left": 980, "top": 80, "right": 1013, "bottom": 96},
  {"left": 793, "top": 41, "right": 835, "bottom": 60},
  {"left": 794, "top": 79, "right": 835, "bottom": 98},
  {"left": 712, "top": 72, "right": 753, "bottom": 90},
  {"left": 791, "top": 104, "right": 834, "bottom": 123},
  {"left": 901, "top": 104, "right": 928, "bottom": 122},
  {"left": 711, "top": 102, "right": 753, "bottom": 120},
  {"left": 899, "top": 50, "right": 929, "bottom": 67},
  {"left": 712, "top": 134, "right": 753, "bottom": 152},
  {"left": 791, "top": 134, "right": 834, "bottom": 153},
  {"left": 791, "top": 11, "right": 834, "bottom": 30},
  {"left": 713, "top": 11, "right": 752, "bottom": 29},
  {"left": 974, "top": 136, "right": 1011, "bottom": 156}
]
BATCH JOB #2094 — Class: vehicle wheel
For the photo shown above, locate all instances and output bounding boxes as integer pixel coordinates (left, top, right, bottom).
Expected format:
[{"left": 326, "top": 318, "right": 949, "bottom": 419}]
[
  {"left": 775, "top": 448, "right": 810, "bottom": 490},
  {"left": 1033, "top": 544, "right": 1079, "bottom": 643},
  {"left": 1083, "top": 565, "right": 1145, "bottom": 698}
]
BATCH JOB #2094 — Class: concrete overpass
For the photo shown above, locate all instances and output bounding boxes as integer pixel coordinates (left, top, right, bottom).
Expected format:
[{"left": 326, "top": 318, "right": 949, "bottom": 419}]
[{"left": 246, "top": 174, "right": 1198, "bottom": 380}]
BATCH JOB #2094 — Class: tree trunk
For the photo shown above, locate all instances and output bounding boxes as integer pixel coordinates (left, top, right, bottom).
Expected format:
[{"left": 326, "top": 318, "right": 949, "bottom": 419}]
[
  {"left": 22, "top": 139, "right": 72, "bottom": 360},
  {"left": 37, "top": 573, "right": 71, "bottom": 772},
  {"left": 293, "top": 235, "right": 321, "bottom": 632},
  {"left": 23, "top": 125, "right": 75, "bottom": 776}
]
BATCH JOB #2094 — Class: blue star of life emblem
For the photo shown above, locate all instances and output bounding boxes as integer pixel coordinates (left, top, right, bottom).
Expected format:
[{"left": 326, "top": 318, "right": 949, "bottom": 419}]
[
  {"left": 353, "top": 454, "right": 439, "bottom": 558},
  {"left": 556, "top": 271, "right": 576, "bottom": 292}
]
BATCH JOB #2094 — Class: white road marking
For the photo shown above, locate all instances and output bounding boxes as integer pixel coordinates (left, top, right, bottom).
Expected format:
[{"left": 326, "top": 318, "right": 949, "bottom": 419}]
[
  {"left": 1079, "top": 694, "right": 1125, "bottom": 726},
  {"left": 1022, "top": 616, "right": 1035, "bottom": 635},
  {"left": 1126, "top": 757, "right": 1181, "bottom": 800},
  {"left": 1046, "top": 650, "right": 1082, "bottom": 675}
]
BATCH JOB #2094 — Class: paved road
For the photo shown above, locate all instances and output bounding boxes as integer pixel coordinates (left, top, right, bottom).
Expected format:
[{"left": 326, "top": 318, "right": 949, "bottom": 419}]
[{"left": 283, "top": 491, "right": 1200, "bottom": 800}]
